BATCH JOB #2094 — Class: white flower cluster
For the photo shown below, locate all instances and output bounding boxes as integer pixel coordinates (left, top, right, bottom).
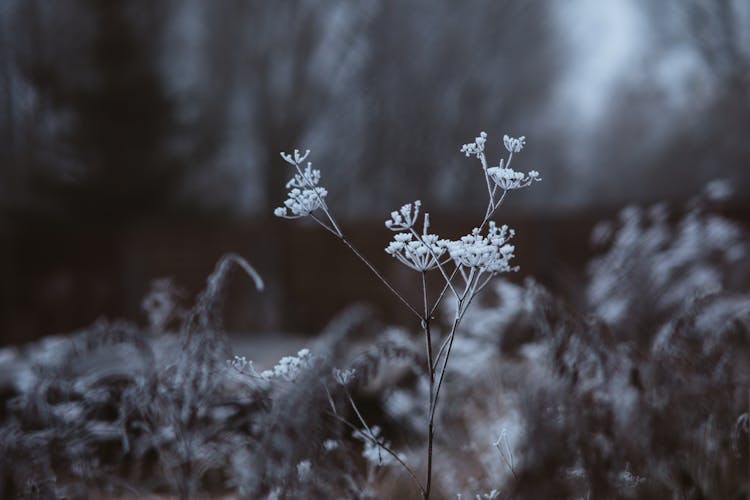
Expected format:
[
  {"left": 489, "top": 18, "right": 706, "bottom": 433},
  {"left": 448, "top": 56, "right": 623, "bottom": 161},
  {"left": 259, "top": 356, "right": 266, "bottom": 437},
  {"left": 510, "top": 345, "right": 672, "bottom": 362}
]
[
  {"left": 280, "top": 148, "right": 311, "bottom": 166},
  {"left": 446, "top": 222, "right": 517, "bottom": 273},
  {"left": 228, "top": 355, "right": 253, "bottom": 372},
  {"left": 275, "top": 150, "right": 328, "bottom": 219},
  {"left": 259, "top": 348, "right": 312, "bottom": 381},
  {"left": 460, "top": 131, "right": 488, "bottom": 158},
  {"left": 285, "top": 162, "right": 321, "bottom": 189},
  {"left": 385, "top": 232, "right": 449, "bottom": 272},
  {"left": 503, "top": 134, "right": 526, "bottom": 153},
  {"left": 274, "top": 187, "right": 328, "bottom": 218},
  {"left": 332, "top": 367, "right": 356, "bottom": 385},
  {"left": 385, "top": 206, "right": 449, "bottom": 272},
  {"left": 385, "top": 200, "right": 422, "bottom": 231},
  {"left": 487, "top": 165, "right": 540, "bottom": 191}
]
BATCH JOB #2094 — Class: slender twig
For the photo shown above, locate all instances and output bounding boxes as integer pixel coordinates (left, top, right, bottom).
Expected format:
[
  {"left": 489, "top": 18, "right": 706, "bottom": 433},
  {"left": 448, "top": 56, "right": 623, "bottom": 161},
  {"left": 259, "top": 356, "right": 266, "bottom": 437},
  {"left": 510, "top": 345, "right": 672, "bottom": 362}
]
[
  {"left": 421, "top": 271, "right": 435, "bottom": 500},
  {"left": 323, "top": 384, "right": 425, "bottom": 496},
  {"left": 309, "top": 213, "right": 340, "bottom": 237},
  {"left": 429, "top": 266, "right": 460, "bottom": 317},
  {"left": 290, "top": 159, "right": 343, "bottom": 236},
  {"left": 429, "top": 313, "right": 460, "bottom": 423},
  {"left": 336, "top": 233, "right": 422, "bottom": 320},
  {"left": 409, "top": 227, "right": 459, "bottom": 298}
]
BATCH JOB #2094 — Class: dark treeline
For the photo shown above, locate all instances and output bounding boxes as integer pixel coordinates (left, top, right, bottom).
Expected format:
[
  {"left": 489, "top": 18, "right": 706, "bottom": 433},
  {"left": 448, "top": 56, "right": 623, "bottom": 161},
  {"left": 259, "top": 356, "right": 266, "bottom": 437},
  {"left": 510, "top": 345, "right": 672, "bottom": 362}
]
[{"left": 0, "top": 0, "right": 748, "bottom": 225}]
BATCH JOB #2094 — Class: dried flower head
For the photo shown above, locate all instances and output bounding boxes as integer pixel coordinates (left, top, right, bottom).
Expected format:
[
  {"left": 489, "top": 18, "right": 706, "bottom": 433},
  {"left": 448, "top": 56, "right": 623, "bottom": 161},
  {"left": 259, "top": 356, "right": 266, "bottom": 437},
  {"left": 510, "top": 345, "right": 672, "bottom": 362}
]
[
  {"left": 460, "top": 131, "right": 488, "bottom": 158},
  {"left": 446, "top": 222, "right": 517, "bottom": 273},
  {"left": 385, "top": 200, "right": 422, "bottom": 231},
  {"left": 503, "top": 134, "right": 526, "bottom": 153}
]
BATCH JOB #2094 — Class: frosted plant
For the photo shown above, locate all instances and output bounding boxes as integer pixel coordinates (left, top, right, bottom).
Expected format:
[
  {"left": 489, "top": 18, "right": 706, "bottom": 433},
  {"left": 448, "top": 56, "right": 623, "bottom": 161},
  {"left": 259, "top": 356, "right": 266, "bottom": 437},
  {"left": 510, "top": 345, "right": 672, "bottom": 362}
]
[
  {"left": 503, "top": 134, "right": 525, "bottom": 153},
  {"left": 296, "top": 460, "right": 312, "bottom": 482},
  {"left": 385, "top": 214, "right": 450, "bottom": 272},
  {"left": 460, "top": 131, "right": 488, "bottom": 158},
  {"left": 274, "top": 149, "right": 331, "bottom": 219},
  {"left": 385, "top": 200, "right": 423, "bottom": 231},
  {"left": 486, "top": 165, "right": 540, "bottom": 191},
  {"left": 446, "top": 222, "right": 517, "bottom": 274},
  {"left": 353, "top": 426, "right": 405, "bottom": 467},
  {"left": 274, "top": 186, "right": 329, "bottom": 218},
  {"left": 275, "top": 131, "right": 540, "bottom": 499},
  {"left": 258, "top": 349, "right": 312, "bottom": 381},
  {"left": 332, "top": 367, "right": 356, "bottom": 385}
]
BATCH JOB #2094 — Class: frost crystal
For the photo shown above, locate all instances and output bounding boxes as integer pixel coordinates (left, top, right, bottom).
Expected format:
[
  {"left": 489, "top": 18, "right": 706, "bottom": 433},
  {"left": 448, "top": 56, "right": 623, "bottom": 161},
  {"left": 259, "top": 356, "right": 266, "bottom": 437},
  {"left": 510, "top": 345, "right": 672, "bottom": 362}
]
[{"left": 446, "top": 222, "right": 517, "bottom": 273}]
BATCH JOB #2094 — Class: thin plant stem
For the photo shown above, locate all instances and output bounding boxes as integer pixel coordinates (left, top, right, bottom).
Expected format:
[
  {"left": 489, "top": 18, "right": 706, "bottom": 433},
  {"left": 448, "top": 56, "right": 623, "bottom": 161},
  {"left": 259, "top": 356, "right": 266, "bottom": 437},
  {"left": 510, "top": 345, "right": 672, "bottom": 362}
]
[
  {"left": 429, "top": 266, "right": 460, "bottom": 317},
  {"left": 323, "top": 386, "right": 425, "bottom": 496},
  {"left": 421, "top": 271, "right": 435, "bottom": 500},
  {"left": 409, "top": 227, "right": 459, "bottom": 298},
  {"left": 336, "top": 233, "right": 422, "bottom": 320}
]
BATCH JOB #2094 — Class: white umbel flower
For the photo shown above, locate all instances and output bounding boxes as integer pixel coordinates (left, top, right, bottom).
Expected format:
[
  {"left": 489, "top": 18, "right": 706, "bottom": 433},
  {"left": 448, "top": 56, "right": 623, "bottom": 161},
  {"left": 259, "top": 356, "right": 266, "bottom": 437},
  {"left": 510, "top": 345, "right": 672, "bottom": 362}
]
[
  {"left": 386, "top": 211, "right": 449, "bottom": 271},
  {"left": 446, "top": 222, "right": 517, "bottom": 273},
  {"left": 385, "top": 200, "right": 422, "bottom": 231},
  {"left": 460, "top": 131, "right": 488, "bottom": 158},
  {"left": 275, "top": 187, "right": 328, "bottom": 218},
  {"left": 503, "top": 134, "right": 526, "bottom": 153},
  {"left": 486, "top": 164, "right": 541, "bottom": 191},
  {"left": 386, "top": 232, "right": 449, "bottom": 272}
]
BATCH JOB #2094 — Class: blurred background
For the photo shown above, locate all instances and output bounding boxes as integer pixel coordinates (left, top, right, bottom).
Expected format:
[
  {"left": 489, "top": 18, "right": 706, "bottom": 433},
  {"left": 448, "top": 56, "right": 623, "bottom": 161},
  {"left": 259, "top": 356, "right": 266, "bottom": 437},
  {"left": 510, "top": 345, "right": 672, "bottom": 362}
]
[{"left": 1, "top": 0, "right": 748, "bottom": 345}]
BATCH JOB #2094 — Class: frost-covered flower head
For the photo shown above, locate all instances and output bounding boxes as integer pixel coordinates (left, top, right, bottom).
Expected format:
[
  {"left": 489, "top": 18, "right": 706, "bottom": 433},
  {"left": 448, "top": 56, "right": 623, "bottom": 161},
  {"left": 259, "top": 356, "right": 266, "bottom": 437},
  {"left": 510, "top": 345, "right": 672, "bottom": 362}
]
[
  {"left": 280, "top": 148, "right": 311, "bottom": 166},
  {"left": 274, "top": 187, "right": 328, "bottom": 218},
  {"left": 333, "top": 367, "right": 356, "bottom": 385},
  {"left": 460, "top": 131, "right": 488, "bottom": 158},
  {"left": 446, "top": 222, "right": 517, "bottom": 273},
  {"left": 487, "top": 164, "right": 541, "bottom": 191},
  {"left": 275, "top": 151, "right": 329, "bottom": 218},
  {"left": 385, "top": 212, "right": 449, "bottom": 271},
  {"left": 385, "top": 200, "right": 422, "bottom": 231},
  {"left": 259, "top": 349, "right": 312, "bottom": 381},
  {"left": 503, "top": 134, "right": 526, "bottom": 153},
  {"left": 285, "top": 162, "right": 321, "bottom": 189}
]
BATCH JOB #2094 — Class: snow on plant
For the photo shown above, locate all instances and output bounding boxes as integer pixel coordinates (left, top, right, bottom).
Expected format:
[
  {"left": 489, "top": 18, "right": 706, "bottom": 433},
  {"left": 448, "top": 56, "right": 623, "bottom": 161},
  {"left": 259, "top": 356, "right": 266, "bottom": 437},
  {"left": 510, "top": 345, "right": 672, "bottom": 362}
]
[
  {"left": 275, "top": 132, "right": 540, "bottom": 499},
  {"left": 228, "top": 349, "right": 313, "bottom": 383},
  {"left": 587, "top": 182, "right": 748, "bottom": 333}
]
